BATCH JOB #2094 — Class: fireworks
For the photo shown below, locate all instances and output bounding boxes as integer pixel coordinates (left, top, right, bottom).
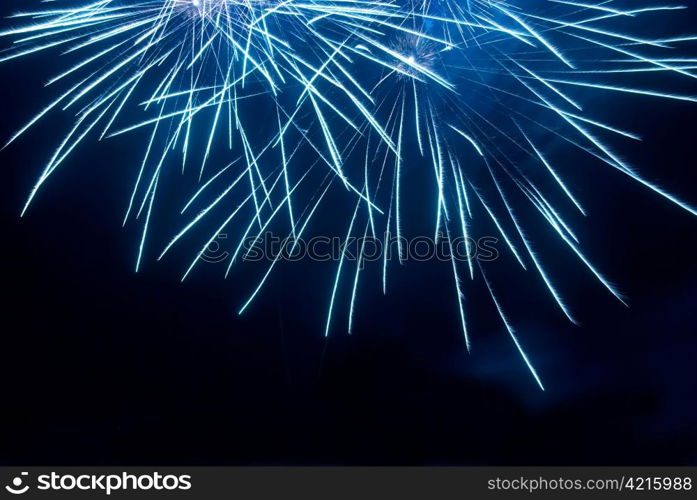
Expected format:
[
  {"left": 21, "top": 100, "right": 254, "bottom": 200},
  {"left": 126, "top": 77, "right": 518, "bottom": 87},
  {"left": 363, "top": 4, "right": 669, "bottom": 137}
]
[{"left": 2, "top": 0, "right": 696, "bottom": 389}]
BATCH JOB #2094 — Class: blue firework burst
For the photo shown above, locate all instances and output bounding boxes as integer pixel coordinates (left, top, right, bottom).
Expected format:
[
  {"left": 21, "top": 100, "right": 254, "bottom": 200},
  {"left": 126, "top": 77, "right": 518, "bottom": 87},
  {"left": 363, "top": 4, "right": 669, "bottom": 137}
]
[{"left": 2, "top": 0, "right": 696, "bottom": 389}]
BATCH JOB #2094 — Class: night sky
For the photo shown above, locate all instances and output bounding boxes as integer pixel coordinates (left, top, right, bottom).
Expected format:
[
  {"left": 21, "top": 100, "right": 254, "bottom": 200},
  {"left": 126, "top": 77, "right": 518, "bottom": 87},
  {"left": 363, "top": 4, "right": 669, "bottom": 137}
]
[{"left": 0, "top": 0, "right": 696, "bottom": 465}]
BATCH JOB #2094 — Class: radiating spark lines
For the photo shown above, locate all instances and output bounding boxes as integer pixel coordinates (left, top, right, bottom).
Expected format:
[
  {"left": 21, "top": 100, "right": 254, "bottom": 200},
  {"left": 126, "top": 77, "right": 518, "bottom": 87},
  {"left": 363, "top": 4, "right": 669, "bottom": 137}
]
[{"left": 2, "top": 0, "right": 696, "bottom": 389}]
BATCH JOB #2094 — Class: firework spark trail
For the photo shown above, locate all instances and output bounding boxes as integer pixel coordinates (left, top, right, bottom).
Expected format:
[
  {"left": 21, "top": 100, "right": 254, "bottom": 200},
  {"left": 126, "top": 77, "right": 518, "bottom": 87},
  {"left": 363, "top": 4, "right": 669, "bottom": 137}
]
[{"left": 1, "top": 0, "right": 696, "bottom": 388}]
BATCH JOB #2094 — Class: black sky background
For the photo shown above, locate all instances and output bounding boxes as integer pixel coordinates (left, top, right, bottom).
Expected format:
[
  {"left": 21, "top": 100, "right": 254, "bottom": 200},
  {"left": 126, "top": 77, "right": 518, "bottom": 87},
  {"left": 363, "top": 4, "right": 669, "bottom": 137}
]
[{"left": 0, "top": 0, "right": 696, "bottom": 465}]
